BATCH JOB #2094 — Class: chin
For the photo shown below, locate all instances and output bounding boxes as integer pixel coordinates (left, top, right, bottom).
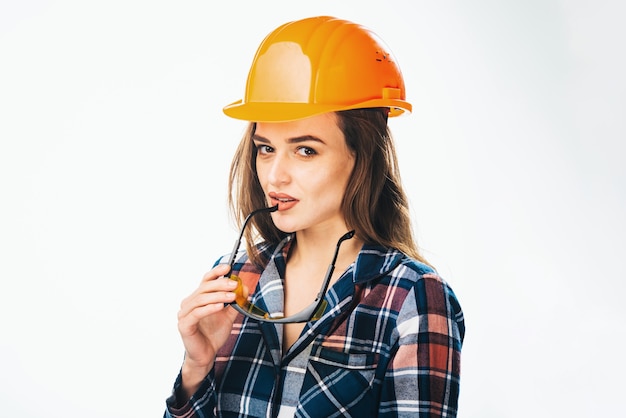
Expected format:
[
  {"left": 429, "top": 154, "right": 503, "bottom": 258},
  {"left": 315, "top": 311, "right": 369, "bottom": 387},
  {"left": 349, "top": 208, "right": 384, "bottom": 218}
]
[
  {"left": 273, "top": 224, "right": 298, "bottom": 234},
  {"left": 269, "top": 217, "right": 298, "bottom": 235},
  {"left": 274, "top": 220, "right": 311, "bottom": 235}
]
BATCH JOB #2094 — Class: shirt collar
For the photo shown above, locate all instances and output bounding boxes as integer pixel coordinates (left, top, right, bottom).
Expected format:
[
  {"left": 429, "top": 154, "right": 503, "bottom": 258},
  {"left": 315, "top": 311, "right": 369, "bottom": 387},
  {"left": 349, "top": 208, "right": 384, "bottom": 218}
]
[{"left": 266, "top": 235, "right": 407, "bottom": 285}]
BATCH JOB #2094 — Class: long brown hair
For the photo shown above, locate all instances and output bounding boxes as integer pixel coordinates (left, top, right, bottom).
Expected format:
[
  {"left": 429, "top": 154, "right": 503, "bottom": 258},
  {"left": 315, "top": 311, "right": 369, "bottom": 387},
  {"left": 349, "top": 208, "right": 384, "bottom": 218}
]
[{"left": 228, "top": 108, "right": 429, "bottom": 267}]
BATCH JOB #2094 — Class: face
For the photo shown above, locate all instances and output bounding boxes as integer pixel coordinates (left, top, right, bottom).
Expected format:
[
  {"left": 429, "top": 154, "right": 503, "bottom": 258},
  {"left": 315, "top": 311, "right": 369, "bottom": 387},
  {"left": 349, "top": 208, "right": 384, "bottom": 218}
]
[{"left": 253, "top": 112, "right": 355, "bottom": 236}]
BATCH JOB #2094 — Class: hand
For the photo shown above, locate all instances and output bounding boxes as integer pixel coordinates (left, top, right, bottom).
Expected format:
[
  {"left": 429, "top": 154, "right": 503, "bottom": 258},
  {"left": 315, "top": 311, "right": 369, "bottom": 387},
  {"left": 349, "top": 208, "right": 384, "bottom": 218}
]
[{"left": 177, "top": 264, "right": 240, "bottom": 397}]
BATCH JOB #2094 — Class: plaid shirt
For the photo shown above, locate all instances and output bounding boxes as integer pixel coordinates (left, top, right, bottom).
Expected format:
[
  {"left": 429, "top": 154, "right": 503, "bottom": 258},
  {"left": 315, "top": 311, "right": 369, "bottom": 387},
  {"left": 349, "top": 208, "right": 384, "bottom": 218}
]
[{"left": 165, "top": 235, "right": 465, "bottom": 417}]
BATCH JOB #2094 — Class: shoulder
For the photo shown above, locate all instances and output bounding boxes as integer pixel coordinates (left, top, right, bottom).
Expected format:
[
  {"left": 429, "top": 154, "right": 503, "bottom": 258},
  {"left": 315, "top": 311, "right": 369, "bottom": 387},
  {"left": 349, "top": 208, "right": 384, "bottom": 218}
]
[
  {"left": 395, "top": 255, "right": 462, "bottom": 314},
  {"left": 357, "top": 245, "right": 463, "bottom": 325},
  {"left": 352, "top": 245, "right": 465, "bottom": 343},
  {"left": 355, "top": 244, "right": 436, "bottom": 286},
  {"left": 395, "top": 253, "right": 465, "bottom": 342}
]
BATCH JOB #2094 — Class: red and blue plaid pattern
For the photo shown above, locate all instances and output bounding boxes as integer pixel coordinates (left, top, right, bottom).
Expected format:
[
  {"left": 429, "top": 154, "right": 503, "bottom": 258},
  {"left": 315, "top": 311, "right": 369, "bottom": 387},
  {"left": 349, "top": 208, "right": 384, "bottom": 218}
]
[{"left": 165, "top": 237, "right": 464, "bottom": 417}]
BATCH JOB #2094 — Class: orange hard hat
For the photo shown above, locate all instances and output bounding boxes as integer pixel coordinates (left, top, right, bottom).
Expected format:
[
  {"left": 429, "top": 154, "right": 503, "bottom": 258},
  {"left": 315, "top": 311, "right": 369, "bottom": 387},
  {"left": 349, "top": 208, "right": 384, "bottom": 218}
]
[{"left": 223, "top": 16, "right": 412, "bottom": 122}]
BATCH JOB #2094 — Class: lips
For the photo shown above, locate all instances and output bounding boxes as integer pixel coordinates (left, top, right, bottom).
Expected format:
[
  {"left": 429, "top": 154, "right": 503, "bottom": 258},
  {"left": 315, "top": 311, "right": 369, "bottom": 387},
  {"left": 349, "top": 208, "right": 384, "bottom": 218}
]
[{"left": 269, "top": 192, "right": 299, "bottom": 211}]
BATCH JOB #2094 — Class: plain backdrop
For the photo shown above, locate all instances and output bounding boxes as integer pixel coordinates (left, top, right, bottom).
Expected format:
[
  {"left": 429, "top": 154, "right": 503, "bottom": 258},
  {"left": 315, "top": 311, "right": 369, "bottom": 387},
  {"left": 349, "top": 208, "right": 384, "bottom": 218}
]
[{"left": 1, "top": 1, "right": 624, "bottom": 417}]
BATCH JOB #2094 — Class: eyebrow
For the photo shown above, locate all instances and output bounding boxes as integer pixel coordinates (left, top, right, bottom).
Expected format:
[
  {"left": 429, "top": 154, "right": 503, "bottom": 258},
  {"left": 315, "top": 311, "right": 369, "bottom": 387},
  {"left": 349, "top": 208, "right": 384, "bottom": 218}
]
[{"left": 252, "top": 134, "right": 327, "bottom": 145}]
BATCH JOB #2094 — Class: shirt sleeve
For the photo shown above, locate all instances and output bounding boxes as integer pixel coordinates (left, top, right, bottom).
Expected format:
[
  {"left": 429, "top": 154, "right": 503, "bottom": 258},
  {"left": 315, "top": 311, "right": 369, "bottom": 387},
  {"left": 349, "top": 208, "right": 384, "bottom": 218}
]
[
  {"left": 379, "top": 273, "right": 465, "bottom": 417},
  {"left": 164, "top": 368, "right": 217, "bottom": 418}
]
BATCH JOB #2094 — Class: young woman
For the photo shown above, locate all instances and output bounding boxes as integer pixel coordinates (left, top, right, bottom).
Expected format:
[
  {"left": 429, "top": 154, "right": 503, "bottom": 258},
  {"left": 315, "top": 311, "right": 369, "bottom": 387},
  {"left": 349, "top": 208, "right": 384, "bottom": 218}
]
[{"left": 165, "top": 16, "right": 464, "bottom": 418}]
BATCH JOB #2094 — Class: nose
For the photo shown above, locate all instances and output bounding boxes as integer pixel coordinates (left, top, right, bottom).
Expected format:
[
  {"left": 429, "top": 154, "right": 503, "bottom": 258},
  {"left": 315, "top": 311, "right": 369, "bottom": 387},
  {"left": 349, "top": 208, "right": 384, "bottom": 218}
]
[{"left": 266, "top": 152, "right": 291, "bottom": 186}]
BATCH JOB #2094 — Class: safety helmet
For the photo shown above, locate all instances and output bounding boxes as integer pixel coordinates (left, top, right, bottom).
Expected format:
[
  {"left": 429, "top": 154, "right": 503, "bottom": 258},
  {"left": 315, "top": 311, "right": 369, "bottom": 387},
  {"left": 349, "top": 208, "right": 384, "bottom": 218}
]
[{"left": 223, "top": 16, "right": 411, "bottom": 122}]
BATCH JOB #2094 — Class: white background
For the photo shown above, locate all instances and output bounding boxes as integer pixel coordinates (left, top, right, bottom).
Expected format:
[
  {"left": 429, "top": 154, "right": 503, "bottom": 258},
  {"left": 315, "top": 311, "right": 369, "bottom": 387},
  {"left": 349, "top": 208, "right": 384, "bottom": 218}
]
[{"left": 1, "top": 1, "right": 624, "bottom": 417}]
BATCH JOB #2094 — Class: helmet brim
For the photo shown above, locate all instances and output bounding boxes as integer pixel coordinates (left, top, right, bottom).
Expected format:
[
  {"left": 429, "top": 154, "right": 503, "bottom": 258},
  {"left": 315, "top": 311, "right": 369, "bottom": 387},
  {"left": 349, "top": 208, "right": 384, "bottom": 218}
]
[{"left": 222, "top": 99, "right": 412, "bottom": 123}]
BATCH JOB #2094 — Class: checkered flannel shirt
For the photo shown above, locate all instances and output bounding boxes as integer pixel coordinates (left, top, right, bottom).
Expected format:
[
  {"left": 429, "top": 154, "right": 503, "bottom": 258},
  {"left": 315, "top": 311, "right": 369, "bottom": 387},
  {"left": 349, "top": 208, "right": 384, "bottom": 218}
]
[{"left": 165, "top": 235, "right": 464, "bottom": 417}]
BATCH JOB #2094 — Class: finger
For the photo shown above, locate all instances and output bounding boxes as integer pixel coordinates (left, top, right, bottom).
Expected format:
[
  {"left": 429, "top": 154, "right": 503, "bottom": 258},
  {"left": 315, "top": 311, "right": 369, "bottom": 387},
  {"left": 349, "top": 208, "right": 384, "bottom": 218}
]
[
  {"left": 201, "top": 264, "right": 231, "bottom": 283},
  {"left": 179, "top": 288, "right": 236, "bottom": 318},
  {"left": 178, "top": 293, "right": 238, "bottom": 337},
  {"left": 193, "top": 277, "right": 238, "bottom": 295},
  {"left": 180, "top": 277, "right": 237, "bottom": 317},
  {"left": 178, "top": 302, "right": 228, "bottom": 334}
]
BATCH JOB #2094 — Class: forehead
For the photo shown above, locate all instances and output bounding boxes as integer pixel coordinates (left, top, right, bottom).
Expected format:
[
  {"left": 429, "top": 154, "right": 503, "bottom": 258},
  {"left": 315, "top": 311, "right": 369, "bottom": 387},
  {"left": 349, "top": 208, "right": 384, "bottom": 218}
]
[{"left": 254, "top": 112, "right": 344, "bottom": 144}]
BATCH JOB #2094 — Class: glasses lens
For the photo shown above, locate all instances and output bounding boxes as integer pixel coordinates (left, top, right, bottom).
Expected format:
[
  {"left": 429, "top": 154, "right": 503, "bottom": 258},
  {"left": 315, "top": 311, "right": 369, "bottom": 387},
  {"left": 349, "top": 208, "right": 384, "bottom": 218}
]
[
  {"left": 310, "top": 300, "right": 328, "bottom": 321},
  {"left": 227, "top": 205, "right": 354, "bottom": 323},
  {"left": 230, "top": 273, "right": 328, "bottom": 321},
  {"left": 230, "top": 274, "right": 276, "bottom": 319}
]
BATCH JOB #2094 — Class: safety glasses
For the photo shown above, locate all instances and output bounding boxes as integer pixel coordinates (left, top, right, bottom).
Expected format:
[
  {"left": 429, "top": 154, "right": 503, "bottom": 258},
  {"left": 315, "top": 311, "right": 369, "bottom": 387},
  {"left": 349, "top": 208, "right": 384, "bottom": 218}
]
[{"left": 225, "top": 205, "right": 355, "bottom": 323}]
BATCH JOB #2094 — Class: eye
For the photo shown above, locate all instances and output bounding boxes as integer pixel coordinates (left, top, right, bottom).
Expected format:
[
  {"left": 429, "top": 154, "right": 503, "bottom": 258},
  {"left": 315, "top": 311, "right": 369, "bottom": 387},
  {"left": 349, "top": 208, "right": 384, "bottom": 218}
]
[
  {"left": 296, "top": 146, "right": 317, "bottom": 157},
  {"left": 255, "top": 144, "right": 274, "bottom": 155}
]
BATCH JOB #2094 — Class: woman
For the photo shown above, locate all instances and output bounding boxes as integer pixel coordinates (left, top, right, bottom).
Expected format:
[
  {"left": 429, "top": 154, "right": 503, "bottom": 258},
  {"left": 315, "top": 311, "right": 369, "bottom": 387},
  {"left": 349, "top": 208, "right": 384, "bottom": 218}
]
[{"left": 165, "top": 16, "right": 464, "bottom": 418}]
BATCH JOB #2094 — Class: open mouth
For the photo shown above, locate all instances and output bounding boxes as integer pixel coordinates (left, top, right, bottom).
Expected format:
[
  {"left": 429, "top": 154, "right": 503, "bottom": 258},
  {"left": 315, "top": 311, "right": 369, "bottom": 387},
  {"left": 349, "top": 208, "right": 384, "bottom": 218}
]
[{"left": 269, "top": 193, "right": 298, "bottom": 210}]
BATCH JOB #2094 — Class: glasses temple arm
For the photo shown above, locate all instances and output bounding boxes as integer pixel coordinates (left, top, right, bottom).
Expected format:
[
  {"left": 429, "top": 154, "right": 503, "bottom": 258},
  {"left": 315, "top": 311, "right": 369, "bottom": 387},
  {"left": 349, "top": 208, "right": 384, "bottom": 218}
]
[
  {"left": 225, "top": 205, "right": 278, "bottom": 275},
  {"left": 313, "top": 230, "right": 355, "bottom": 301}
]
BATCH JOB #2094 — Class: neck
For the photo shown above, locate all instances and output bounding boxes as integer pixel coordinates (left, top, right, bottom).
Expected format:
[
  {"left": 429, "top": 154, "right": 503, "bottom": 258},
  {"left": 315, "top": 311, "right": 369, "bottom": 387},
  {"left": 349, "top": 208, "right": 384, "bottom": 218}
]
[{"left": 290, "top": 228, "right": 363, "bottom": 273}]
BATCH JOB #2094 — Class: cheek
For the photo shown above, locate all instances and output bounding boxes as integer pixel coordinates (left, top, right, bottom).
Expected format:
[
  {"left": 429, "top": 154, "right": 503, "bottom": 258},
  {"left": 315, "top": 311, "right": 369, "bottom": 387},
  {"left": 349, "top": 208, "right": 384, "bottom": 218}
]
[
  {"left": 337, "top": 156, "right": 356, "bottom": 185},
  {"left": 325, "top": 159, "right": 355, "bottom": 196},
  {"left": 254, "top": 161, "right": 269, "bottom": 187}
]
